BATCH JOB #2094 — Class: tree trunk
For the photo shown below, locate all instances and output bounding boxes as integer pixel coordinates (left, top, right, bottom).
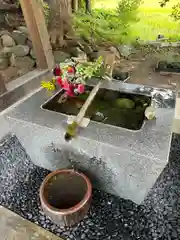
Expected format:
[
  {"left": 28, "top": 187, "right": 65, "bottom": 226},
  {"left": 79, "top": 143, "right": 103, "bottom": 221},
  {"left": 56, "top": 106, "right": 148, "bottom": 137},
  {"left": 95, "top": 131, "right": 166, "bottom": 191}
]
[
  {"left": 72, "top": 0, "right": 78, "bottom": 12},
  {"left": 85, "top": 0, "right": 91, "bottom": 13},
  {"left": 78, "top": 0, "right": 91, "bottom": 13},
  {"left": 48, "top": 0, "right": 74, "bottom": 47}
]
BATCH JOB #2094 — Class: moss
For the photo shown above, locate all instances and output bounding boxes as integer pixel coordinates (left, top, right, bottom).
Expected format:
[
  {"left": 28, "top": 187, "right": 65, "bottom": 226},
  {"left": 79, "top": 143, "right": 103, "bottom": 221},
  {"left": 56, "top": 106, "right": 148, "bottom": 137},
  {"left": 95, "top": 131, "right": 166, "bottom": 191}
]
[{"left": 115, "top": 98, "right": 135, "bottom": 109}]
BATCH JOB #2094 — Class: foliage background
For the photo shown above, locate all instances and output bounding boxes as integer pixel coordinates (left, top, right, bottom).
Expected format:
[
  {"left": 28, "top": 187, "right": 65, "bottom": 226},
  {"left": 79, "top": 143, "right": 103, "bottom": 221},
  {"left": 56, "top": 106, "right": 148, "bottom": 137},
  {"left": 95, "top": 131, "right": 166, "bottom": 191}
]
[{"left": 74, "top": 0, "right": 180, "bottom": 44}]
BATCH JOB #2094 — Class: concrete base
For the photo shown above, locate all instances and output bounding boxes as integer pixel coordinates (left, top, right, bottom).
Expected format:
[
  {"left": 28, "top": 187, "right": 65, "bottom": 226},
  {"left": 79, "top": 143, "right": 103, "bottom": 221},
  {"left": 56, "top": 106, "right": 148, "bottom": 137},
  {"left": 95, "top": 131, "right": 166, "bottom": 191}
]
[{"left": 2, "top": 81, "right": 175, "bottom": 204}]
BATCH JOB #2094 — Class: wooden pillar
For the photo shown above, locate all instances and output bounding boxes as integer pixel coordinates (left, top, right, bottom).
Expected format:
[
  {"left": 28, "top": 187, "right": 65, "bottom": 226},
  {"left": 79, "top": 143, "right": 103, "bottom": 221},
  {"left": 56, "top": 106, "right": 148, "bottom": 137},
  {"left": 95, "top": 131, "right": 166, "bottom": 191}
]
[{"left": 19, "top": 0, "right": 55, "bottom": 69}]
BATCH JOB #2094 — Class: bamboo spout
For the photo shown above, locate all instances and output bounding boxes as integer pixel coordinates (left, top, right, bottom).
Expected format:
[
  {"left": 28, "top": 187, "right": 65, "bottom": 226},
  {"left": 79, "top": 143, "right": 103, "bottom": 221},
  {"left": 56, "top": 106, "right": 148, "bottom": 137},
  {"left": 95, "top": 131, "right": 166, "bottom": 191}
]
[{"left": 64, "top": 51, "right": 115, "bottom": 141}]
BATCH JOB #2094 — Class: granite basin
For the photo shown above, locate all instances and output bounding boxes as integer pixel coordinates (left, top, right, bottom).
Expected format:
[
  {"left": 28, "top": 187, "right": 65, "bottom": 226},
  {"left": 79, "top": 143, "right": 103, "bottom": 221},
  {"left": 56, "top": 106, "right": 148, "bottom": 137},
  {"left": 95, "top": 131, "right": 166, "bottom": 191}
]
[{"left": 4, "top": 80, "right": 176, "bottom": 204}]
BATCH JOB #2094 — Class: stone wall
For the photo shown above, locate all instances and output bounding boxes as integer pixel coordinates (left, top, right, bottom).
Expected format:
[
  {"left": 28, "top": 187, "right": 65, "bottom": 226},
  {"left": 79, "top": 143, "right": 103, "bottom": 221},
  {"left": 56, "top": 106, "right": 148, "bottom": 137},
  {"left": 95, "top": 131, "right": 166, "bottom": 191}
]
[{"left": 0, "top": 27, "right": 36, "bottom": 84}]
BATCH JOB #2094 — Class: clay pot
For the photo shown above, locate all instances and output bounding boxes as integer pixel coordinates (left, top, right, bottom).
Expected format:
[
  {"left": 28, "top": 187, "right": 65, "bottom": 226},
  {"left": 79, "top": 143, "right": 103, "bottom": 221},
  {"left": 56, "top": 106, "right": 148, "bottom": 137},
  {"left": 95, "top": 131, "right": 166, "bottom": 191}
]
[{"left": 39, "top": 169, "right": 92, "bottom": 227}]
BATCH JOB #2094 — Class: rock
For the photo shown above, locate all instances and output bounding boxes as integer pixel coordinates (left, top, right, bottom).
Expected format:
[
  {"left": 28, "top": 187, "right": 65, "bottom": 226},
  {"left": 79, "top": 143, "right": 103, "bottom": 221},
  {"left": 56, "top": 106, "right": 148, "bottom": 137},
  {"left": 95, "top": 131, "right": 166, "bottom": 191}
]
[
  {"left": 157, "top": 34, "right": 165, "bottom": 40},
  {"left": 0, "top": 14, "right": 5, "bottom": 24},
  {"left": 1, "top": 35, "right": 15, "bottom": 47},
  {"left": 72, "top": 51, "right": 87, "bottom": 62},
  {"left": 172, "top": 62, "right": 180, "bottom": 69},
  {"left": 10, "top": 54, "right": 35, "bottom": 69},
  {"left": 0, "top": 30, "right": 11, "bottom": 37},
  {"left": 53, "top": 51, "right": 70, "bottom": 63},
  {"left": 171, "top": 42, "right": 180, "bottom": 47},
  {"left": 0, "top": 40, "right": 3, "bottom": 51},
  {"left": 17, "top": 26, "right": 29, "bottom": 35},
  {"left": 0, "top": 58, "right": 9, "bottom": 70},
  {"left": 109, "top": 46, "right": 120, "bottom": 60},
  {"left": 26, "top": 39, "right": 33, "bottom": 48},
  {"left": 160, "top": 42, "right": 170, "bottom": 47},
  {"left": 12, "top": 30, "right": 28, "bottom": 45},
  {"left": 115, "top": 98, "right": 135, "bottom": 109},
  {"left": 89, "top": 51, "right": 99, "bottom": 61},
  {"left": 17, "top": 68, "right": 32, "bottom": 76},
  {"left": 118, "top": 45, "right": 132, "bottom": 58},
  {"left": 112, "top": 67, "right": 129, "bottom": 81},
  {"left": 12, "top": 45, "right": 30, "bottom": 57},
  {"left": 70, "top": 47, "right": 83, "bottom": 57},
  {"left": 83, "top": 44, "right": 93, "bottom": 55},
  {"left": 0, "top": 66, "right": 18, "bottom": 83},
  {"left": 1, "top": 47, "right": 13, "bottom": 58},
  {"left": 30, "top": 49, "right": 36, "bottom": 59}
]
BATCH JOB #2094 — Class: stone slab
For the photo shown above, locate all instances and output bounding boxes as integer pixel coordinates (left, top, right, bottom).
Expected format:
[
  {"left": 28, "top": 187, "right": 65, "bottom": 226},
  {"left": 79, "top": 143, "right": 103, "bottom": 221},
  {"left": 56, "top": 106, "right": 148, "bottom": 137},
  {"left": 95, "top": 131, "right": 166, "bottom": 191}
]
[
  {"left": 0, "top": 206, "right": 63, "bottom": 240},
  {"left": 0, "top": 69, "right": 51, "bottom": 112}
]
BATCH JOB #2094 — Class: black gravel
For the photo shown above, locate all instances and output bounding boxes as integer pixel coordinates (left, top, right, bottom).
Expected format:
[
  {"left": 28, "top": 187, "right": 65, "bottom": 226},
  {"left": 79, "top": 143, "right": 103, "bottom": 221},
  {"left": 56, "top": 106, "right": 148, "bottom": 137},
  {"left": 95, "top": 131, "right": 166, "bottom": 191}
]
[{"left": 0, "top": 133, "right": 180, "bottom": 240}]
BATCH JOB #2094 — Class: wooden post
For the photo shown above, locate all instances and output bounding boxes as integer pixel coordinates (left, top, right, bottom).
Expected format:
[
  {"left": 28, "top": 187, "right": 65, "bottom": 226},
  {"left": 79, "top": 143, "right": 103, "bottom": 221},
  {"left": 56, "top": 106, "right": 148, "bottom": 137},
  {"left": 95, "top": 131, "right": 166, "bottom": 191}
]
[
  {"left": 0, "top": 75, "right": 7, "bottom": 95},
  {"left": 19, "top": 0, "right": 55, "bottom": 69}
]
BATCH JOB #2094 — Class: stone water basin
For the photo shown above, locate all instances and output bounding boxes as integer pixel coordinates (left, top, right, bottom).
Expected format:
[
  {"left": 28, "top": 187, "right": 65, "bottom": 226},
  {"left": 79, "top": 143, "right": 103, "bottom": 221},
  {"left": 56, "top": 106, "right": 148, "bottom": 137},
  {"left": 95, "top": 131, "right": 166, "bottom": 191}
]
[
  {"left": 4, "top": 80, "right": 176, "bottom": 204},
  {"left": 41, "top": 86, "right": 151, "bottom": 131}
]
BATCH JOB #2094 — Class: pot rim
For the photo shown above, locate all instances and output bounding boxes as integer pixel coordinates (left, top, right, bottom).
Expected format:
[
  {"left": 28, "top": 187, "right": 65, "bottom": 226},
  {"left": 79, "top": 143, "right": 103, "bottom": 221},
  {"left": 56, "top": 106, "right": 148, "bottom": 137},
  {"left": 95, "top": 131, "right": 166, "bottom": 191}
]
[{"left": 40, "top": 169, "right": 92, "bottom": 215}]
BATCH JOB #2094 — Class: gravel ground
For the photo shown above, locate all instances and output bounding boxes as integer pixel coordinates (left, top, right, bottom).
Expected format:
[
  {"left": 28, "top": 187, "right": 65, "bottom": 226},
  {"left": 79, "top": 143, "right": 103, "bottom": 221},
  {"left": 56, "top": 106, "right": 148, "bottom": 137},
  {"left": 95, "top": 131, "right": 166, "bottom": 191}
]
[{"left": 0, "top": 133, "right": 180, "bottom": 240}]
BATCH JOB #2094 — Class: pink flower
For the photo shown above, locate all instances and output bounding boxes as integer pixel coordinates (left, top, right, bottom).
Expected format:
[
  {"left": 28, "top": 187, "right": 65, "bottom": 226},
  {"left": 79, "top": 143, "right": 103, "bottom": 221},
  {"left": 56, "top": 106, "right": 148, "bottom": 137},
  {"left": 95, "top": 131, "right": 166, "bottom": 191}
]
[
  {"left": 77, "top": 84, "right": 85, "bottom": 94},
  {"left": 63, "top": 78, "right": 70, "bottom": 90},
  {"left": 66, "top": 84, "right": 75, "bottom": 97}
]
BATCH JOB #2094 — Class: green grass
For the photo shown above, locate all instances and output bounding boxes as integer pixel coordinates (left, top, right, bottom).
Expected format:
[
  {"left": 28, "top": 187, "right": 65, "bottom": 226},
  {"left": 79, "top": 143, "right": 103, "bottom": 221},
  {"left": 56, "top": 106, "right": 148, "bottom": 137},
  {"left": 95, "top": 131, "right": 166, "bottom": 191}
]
[{"left": 93, "top": 0, "right": 180, "bottom": 41}]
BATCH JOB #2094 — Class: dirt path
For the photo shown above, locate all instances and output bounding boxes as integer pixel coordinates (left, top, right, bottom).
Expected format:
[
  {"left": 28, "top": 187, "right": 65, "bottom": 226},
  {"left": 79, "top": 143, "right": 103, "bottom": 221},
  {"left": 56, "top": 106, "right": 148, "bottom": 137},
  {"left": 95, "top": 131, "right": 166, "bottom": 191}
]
[{"left": 117, "top": 48, "right": 180, "bottom": 90}]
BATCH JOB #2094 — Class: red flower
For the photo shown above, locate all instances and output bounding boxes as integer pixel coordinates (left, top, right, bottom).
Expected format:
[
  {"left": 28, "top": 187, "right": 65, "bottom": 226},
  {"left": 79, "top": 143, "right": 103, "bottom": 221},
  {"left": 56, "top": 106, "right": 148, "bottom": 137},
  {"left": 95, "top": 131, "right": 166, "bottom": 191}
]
[
  {"left": 67, "top": 66, "right": 75, "bottom": 74},
  {"left": 56, "top": 77, "right": 63, "bottom": 87},
  {"left": 53, "top": 65, "right": 62, "bottom": 76}
]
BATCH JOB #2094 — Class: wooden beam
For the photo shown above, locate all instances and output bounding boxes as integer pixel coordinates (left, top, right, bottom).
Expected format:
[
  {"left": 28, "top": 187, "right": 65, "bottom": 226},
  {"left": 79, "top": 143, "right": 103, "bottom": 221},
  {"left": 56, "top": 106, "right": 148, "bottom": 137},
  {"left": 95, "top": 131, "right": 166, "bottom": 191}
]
[{"left": 19, "top": 0, "right": 55, "bottom": 69}]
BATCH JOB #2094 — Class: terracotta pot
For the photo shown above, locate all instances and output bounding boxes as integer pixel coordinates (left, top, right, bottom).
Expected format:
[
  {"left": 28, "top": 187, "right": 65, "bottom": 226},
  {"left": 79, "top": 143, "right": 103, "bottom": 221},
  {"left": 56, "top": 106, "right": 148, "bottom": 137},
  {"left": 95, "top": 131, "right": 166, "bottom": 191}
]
[{"left": 39, "top": 169, "right": 92, "bottom": 227}]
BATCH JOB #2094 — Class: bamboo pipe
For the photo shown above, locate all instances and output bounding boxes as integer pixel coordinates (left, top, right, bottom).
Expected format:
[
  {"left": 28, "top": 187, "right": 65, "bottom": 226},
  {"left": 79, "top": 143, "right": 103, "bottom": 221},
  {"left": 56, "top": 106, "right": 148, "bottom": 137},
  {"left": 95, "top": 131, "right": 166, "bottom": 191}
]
[{"left": 64, "top": 52, "right": 115, "bottom": 141}]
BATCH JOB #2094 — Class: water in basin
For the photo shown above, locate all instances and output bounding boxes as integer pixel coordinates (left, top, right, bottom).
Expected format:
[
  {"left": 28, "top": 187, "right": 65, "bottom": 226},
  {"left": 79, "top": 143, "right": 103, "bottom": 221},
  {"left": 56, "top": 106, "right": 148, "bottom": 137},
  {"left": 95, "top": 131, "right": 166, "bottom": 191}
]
[{"left": 42, "top": 86, "right": 151, "bottom": 131}]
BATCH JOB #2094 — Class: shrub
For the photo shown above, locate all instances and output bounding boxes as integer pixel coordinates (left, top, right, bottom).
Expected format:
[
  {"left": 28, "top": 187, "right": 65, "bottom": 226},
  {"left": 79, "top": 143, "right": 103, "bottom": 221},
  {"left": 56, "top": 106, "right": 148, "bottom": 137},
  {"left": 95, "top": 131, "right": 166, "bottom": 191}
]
[
  {"left": 171, "top": 3, "right": 180, "bottom": 21},
  {"left": 73, "top": 9, "right": 130, "bottom": 44},
  {"left": 117, "top": 0, "right": 141, "bottom": 24},
  {"left": 73, "top": 0, "right": 141, "bottom": 45}
]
